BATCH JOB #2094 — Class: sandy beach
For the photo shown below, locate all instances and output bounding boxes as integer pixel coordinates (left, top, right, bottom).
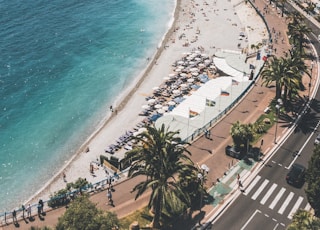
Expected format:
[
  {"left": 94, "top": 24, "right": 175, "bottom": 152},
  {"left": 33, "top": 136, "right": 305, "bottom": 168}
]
[{"left": 26, "top": 0, "right": 267, "bottom": 207}]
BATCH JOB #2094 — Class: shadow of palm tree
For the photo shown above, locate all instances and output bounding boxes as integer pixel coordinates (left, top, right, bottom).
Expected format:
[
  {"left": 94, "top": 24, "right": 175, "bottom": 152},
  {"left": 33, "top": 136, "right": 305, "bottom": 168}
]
[
  {"left": 294, "top": 110, "right": 320, "bottom": 134},
  {"left": 310, "top": 98, "right": 320, "bottom": 113}
]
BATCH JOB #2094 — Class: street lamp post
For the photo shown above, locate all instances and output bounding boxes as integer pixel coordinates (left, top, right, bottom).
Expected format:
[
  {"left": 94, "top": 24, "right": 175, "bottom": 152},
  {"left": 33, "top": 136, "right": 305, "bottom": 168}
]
[
  {"left": 197, "top": 164, "right": 210, "bottom": 212},
  {"left": 274, "top": 98, "right": 283, "bottom": 144}
]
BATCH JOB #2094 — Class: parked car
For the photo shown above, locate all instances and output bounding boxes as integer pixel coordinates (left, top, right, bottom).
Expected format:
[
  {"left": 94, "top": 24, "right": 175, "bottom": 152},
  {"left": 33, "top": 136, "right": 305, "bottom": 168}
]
[
  {"left": 225, "top": 145, "right": 243, "bottom": 159},
  {"left": 315, "top": 133, "right": 320, "bottom": 145},
  {"left": 286, "top": 163, "right": 306, "bottom": 187}
]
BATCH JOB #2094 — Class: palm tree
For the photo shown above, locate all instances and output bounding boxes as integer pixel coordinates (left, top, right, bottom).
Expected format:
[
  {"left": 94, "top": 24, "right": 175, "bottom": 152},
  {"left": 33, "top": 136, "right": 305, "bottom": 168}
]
[
  {"left": 123, "top": 124, "right": 197, "bottom": 229},
  {"left": 261, "top": 52, "right": 309, "bottom": 108},
  {"left": 288, "top": 22, "right": 311, "bottom": 53},
  {"left": 261, "top": 56, "right": 286, "bottom": 99},
  {"left": 286, "top": 11, "right": 304, "bottom": 25},
  {"left": 230, "top": 121, "right": 254, "bottom": 152},
  {"left": 284, "top": 50, "right": 311, "bottom": 102},
  {"left": 287, "top": 209, "right": 320, "bottom": 230}
]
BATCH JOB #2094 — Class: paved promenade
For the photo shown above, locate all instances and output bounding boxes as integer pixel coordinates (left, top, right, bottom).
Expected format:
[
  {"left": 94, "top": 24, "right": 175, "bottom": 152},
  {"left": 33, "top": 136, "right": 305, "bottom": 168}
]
[{"left": 1, "top": 0, "right": 318, "bottom": 229}]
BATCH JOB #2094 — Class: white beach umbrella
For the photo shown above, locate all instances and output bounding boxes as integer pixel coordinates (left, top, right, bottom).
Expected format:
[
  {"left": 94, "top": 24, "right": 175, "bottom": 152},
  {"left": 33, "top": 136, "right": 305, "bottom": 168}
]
[
  {"left": 180, "top": 73, "right": 187, "bottom": 77},
  {"left": 190, "top": 67, "right": 199, "bottom": 72},
  {"left": 180, "top": 83, "right": 188, "bottom": 88},
  {"left": 187, "top": 78, "right": 195, "bottom": 83},
  {"left": 204, "top": 59, "right": 211, "bottom": 64},
  {"left": 169, "top": 73, "right": 176, "bottom": 77},
  {"left": 142, "top": 104, "right": 150, "bottom": 109},
  {"left": 152, "top": 86, "right": 159, "bottom": 91},
  {"left": 173, "top": 89, "right": 181, "bottom": 95},
  {"left": 163, "top": 76, "right": 170, "bottom": 81},
  {"left": 147, "top": 98, "right": 156, "bottom": 104},
  {"left": 157, "top": 109, "right": 165, "bottom": 114},
  {"left": 162, "top": 105, "right": 169, "bottom": 111},
  {"left": 189, "top": 61, "right": 195, "bottom": 65},
  {"left": 154, "top": 104, "right": 163, "bottom": 109},
  {"left": 177, "top": 60, "right": 184, "bottom": 65},
  {"left": 134, "top": 127, "right": 147, "bottom": 136},
  {"left": 175, "top": 68, "right": 182, "bottom": 72},
  {"left": 198, "top": 63, "right": 205, "bottom": 67},
  {"left": 201, "top": 53, "right": 208, "bottom": 57},
  {"left": 192, "top": 72, "right": 199, "bottom": 76},
  {"left": 168, "top": 101, "right": 176, "bottom": 106},
  {"left": 195, "top": 57, "right": 201, "bottom": 61}
]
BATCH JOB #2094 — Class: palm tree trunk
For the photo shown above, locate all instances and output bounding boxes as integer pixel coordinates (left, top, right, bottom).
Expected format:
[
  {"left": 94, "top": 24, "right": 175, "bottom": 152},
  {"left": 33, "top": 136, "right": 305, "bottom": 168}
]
[{"left": 151, "top": 193, "right": 162, "bottom": 229}]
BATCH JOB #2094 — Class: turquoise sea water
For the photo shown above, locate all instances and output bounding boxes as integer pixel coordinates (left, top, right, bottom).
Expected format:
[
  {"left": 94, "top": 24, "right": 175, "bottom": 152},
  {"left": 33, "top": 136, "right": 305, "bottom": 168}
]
[{"left": 0, "top": 0, "right": 175, "bottom": 211}]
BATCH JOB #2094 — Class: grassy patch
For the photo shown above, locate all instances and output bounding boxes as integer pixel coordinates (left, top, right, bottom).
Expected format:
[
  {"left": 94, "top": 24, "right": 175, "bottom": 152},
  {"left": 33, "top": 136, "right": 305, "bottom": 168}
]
[
  {"left": 119, "top": 206, "right": 153, "bottom": 229},
  {"left": 252, "top": 111, "right": 276, "bottom": 144}
]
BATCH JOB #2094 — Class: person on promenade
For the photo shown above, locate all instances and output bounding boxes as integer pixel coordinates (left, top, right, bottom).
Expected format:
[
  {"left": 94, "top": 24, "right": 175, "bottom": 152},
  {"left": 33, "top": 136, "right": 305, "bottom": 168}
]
[
  {"left": 21, "top": 204, "right": 25, "bottom": 219},
  {"left": 37, "top": 203, "right": 42, "bottom": 217},
  {"left": 107, "top": 175, "right": 113, "bottom": 189},
  {"left": 12, "top": 209, "right": 17, "bottom": 224},
  {"left": 107, "top": 188, "right": 114, "bottom": 206},
  {"left": 38, "top": 199, "right": 44, "bottom": 214},
  {"left": 26, "top": 204, "right": 31, "bottom": 219}
]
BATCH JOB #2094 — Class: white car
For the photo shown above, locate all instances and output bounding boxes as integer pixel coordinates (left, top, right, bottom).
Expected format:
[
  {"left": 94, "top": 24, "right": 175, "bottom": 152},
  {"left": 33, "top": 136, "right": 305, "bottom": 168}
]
[{"left": 315, "top": 134, "right": 320, "bottom": 145}]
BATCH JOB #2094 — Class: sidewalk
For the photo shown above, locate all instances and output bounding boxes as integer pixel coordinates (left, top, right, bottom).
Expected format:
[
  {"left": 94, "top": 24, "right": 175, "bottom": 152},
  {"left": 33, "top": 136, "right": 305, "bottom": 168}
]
[{"left": 1, "top": 0, "right": 318, "bottom": 229}]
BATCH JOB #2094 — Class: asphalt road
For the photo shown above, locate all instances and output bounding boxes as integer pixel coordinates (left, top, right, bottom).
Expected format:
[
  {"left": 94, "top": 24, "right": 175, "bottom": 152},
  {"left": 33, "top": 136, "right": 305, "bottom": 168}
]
[
  {"left": 211, "top": 115, "right": 319, "bottom": 230},
  {"left": 207, "top": 6, "right": 320, "bottom": 229}
]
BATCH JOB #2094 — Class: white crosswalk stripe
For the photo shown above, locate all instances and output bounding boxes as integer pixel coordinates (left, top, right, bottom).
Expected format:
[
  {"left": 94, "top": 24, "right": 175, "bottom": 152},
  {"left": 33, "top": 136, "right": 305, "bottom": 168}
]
[
  {"left": 288, "top": 196, "right": 304, "bottom": 219},
  {"left": 243, "top": 175, "right": 261, "bottom": 196},
  {"left": 269, "top": 187, "right": 286, "bottom": 210},
  {"left": 278, "top": 192, "right": 294, "bottom": 214},
  {"left": 260, "top": 183, "right": 277, "bottom": 205},
  {"left": 243, "top": 176, "right": 308, "bottom": 219},
  {"left": 252, "top": 179, "right": 269, "bottom": 200},
  {"left": 304, "top": 203, "right": 311, "bottom": 211}
]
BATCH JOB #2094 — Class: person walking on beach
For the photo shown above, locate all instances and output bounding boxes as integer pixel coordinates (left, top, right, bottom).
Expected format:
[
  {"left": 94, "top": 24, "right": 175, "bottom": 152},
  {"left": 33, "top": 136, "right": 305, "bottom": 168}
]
[{"left": 63, "top": 172, "right": 67, "bottom": 182}]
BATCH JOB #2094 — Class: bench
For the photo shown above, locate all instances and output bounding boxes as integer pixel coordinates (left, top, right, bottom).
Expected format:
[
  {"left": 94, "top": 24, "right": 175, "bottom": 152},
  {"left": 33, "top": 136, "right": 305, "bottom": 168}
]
[{"left": 264, "top": 106, "right": 270, "bottom": 114}]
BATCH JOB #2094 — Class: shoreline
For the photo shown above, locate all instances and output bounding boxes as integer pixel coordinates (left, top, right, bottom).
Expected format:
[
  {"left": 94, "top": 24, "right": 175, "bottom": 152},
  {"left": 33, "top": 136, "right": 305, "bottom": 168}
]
[
  {"left": 25, "top": 0, "right": 182, "bottom": 206},
  {"left": 24, "top": 0, "right": 267, "bottom": 209}
]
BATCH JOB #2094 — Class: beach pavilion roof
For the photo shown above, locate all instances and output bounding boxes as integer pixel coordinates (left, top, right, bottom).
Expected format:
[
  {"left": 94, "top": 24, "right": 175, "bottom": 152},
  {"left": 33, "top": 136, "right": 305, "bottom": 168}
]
[
  {"left": 155, "top": 75, "right": 251, "bottom": 140},
  {"left": 170, "top": 77, "right": 232, "bottom": 118},
  {"left": 213, "top": 50, "right": 251, "bottom": 79}
]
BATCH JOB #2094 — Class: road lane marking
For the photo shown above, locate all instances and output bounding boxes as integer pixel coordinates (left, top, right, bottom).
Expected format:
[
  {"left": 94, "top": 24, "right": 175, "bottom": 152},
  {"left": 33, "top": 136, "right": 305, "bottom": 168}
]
[
  {"left": 278, "top": 192, "right": 294, "bottom": 214},
  {"left": 261, "top": 183, "right": 277, "bottom": 205},
  {"left": 244, "top": 175, "right": 261, "bottom": 196},
  {"left": 269, "top": 187, "right": 286, "bottom": 210},
  {"left": 252, "top": 179, "right": 269, "bottom": 200},
  {"left": 240, "top": 209, "right": 261, "bottom": 230},
  {"left": 288, "top": 196, "right": 304, "bottom": 219},
  {"left": 286, "top": 120, "right": 320, "bottom": 169},
  {"left": 304, "top": 203, "right": 311, "bottom": 211}
]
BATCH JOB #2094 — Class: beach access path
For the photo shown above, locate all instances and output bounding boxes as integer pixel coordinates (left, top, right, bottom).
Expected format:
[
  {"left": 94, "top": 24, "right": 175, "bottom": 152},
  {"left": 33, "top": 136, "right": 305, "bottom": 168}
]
[{"left": 2, "top": 0, "right": 318, "bottom": 229}]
